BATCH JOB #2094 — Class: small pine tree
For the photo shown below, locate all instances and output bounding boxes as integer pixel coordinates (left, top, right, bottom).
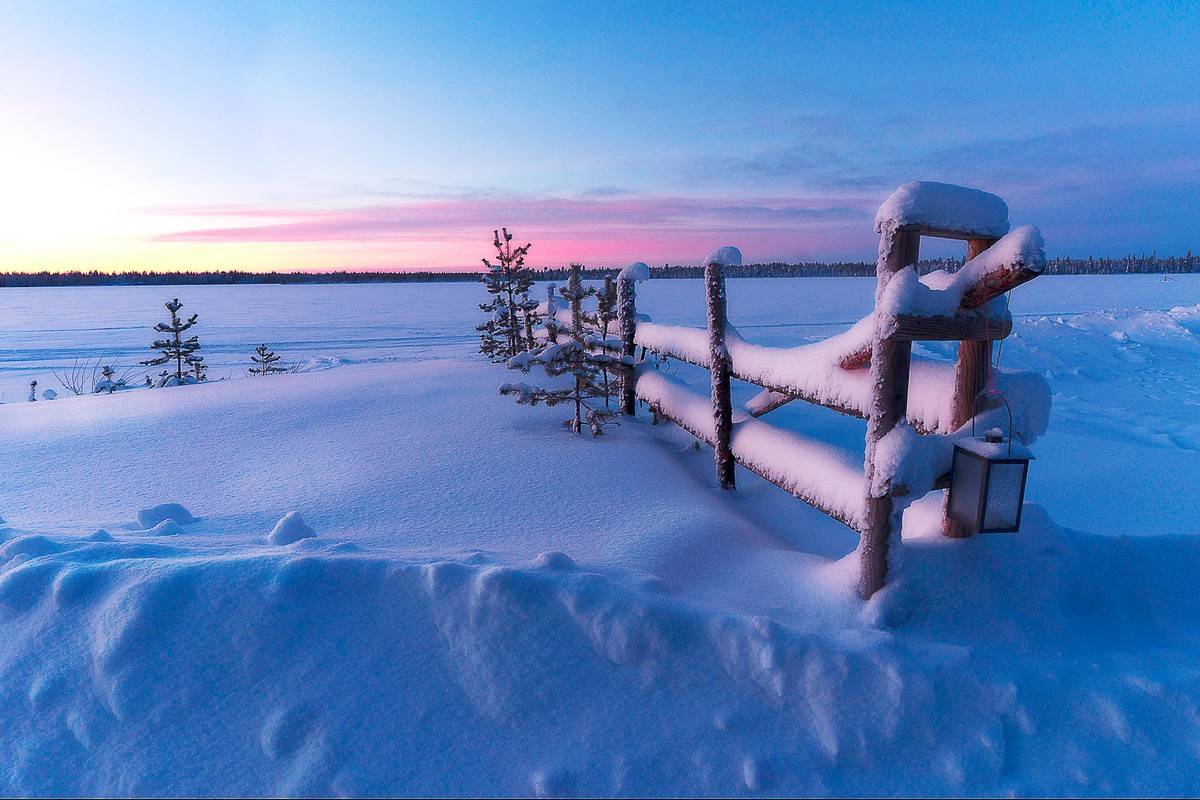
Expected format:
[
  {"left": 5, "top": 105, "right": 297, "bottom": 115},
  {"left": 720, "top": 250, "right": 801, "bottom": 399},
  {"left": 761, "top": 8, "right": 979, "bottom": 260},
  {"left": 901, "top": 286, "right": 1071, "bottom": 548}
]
[
  {"left": 499, "top": 264, "right": 618, "bottom": 436},
  {"left": 543, "top": 283, "right": 566, "bottom": 344},
  {"left": 558, "top": 263, "right": 598, "bottom": 335},
  {"left": 249, "top": 344, "right": 286, "bottom": 376},
  {"left": 94, "top": 365, "right": 127, "bottom": 394},
  {"left": 142, "top": 299, "right": 200, "bottom": 382},
  {"left": 595, "top": 275, "right": 617, "bottom": 340},
  {"left": 188, "top": 355, "right": 207, "bottom": 382},
  {"left": 594, "top": 276, "right": 618, "bottom": 406},
  {"left": 477, "top": 228, "right": 537, "bottom": 362},
  {"left": 500, "top": 340, "right": 619, "bottom": 435}
]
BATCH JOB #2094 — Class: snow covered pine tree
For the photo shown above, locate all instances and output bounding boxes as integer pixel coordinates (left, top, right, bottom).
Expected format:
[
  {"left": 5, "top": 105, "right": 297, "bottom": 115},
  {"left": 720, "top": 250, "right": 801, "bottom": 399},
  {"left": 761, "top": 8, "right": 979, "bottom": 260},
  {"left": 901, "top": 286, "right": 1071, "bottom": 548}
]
[
  {"left": 142, "top": 298, "right": 202, "bottom": 384},
  {"left": 249, "top": 344, "right": 286, "bottom": 376},
  {"left": 500, "top": 264, "right": 620, "bottom": 436},
  {"left": 188, "top": 355, "right": 207, "bottom": 382},
  {"left": 594, "top": 275, "right": 618, "bottom": 407},
  {"left": 477, "top": 228, "right": 538, "bottom": 362},
  {"left": 94, "top": 365, "right": 128, "bottom": 394}
]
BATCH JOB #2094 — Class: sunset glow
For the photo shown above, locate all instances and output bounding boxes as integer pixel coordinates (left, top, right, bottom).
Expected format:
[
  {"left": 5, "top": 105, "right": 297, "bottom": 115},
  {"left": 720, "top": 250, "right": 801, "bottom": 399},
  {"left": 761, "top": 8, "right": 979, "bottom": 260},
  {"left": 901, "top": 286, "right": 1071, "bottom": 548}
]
[{"left": 2, "top": 1, "right": 1197, "bottom": 271}]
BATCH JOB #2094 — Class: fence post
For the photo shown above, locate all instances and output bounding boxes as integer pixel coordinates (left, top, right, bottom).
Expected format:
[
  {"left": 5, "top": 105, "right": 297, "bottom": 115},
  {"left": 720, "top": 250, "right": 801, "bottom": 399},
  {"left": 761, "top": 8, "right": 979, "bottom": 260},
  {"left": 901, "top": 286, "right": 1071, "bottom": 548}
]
[
  {"left": 567, "top": 264, "right": 583, "bottom": 339},
  {"left": 942, "top": 236, "right": 1000, "bottom": 538},
  {"left": 617, "top": 277, "right": 638, "bottom": 415},
  {"left": 545, "top": 283, "right": 558, "bottom": 344},
  {"left": 705, "top": 259, "right": 736, "bottom": 490},
  {"left": 860, "top": 229, "right": 919, "bottom": 599}
]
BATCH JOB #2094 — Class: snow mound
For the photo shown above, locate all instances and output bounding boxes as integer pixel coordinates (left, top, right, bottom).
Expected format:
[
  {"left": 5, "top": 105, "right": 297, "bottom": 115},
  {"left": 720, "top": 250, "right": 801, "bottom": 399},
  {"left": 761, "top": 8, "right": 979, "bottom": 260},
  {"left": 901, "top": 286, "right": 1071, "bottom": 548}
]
[
  {"left": 267, "top": 512, "right": 317, "bottom": 545},
  {"left": 875, "top": 181, "right": 1009, "bottom": 238},
  {"left": 533, "top": 551, "right": 576, "bottom": 570},
  {"left": 5, "top": 513, "right": 1200, "bottom": 795},
  {"left": 137, "top": 503, "right": 196, "bottom": 529},
  {"left": 145, "top": 519, "right": 185, "bottom": 536},
  {"left": 86, "top": 529, "right": 115, "bottom": 542},
  {"left": 704, "top": 246, "right": 742, "bottom": 267},
  {"left": 617, "top": 261, "right": 650, "bottom": 282}
]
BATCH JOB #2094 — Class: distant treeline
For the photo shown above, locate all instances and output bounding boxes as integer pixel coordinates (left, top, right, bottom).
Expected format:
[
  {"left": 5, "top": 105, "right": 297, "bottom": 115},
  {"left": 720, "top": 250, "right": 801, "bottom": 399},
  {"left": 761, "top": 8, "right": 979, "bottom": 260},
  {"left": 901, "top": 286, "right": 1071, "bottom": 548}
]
[
  {"left": 0, "top": 269, "right": 482, "bottom": 287},
  {"left": 2, "top": 252, "right": 1196, "bottom": 286}
]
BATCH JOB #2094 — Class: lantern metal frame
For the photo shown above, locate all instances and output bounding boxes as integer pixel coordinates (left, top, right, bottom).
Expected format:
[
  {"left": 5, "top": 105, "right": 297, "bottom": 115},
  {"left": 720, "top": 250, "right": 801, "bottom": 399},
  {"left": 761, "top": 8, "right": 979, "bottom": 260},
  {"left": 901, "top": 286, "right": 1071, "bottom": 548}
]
[{"left": 946, "top": 391, "right": 1032, "bottom": 534}]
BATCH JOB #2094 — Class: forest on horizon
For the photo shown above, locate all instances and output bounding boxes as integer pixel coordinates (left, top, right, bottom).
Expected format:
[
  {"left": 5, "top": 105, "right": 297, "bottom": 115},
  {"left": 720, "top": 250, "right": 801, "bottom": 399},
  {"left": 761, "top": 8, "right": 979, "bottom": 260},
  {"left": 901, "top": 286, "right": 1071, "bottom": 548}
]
[{"left": 2, "top": 252, "right": 1197, "bottom": 287}]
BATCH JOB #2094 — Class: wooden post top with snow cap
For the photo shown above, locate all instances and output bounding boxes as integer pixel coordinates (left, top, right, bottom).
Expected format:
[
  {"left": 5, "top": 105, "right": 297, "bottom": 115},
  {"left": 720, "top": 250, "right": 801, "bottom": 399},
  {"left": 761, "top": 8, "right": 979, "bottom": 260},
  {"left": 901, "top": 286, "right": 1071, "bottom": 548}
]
[{"left": 874, "top": 181, "right": 1011, "bottom": 241}]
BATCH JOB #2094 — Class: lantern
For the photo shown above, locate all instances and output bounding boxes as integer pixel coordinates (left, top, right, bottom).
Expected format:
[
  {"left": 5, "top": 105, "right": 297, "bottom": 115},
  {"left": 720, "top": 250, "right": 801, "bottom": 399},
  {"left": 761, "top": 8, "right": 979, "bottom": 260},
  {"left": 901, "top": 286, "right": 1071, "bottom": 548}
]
[{"left": 947, "top": 396, "right": 1033, "bottom": 534}]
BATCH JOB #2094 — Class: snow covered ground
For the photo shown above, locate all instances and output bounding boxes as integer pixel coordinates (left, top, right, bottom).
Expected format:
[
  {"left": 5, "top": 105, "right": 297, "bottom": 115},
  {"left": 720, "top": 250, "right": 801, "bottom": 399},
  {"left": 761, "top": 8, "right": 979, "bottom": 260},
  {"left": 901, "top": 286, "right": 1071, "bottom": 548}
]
[{"left": 1, "top": 275, "right": 1199, "bottom": 796}]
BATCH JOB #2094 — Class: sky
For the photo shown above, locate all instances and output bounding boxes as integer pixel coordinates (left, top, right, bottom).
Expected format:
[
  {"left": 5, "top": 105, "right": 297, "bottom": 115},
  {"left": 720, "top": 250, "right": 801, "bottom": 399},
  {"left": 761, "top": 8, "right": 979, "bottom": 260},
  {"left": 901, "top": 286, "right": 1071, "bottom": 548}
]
[{"left": 1, "top": 0, "right": 1197, "bottom": 271}]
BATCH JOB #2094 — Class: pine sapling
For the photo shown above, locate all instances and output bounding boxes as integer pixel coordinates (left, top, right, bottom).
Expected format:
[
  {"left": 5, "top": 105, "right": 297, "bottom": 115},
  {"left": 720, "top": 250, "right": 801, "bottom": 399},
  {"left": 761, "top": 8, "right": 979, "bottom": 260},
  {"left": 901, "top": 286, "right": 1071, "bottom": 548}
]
[
  {"left": 499, "top": 264, "right": 620, "bottom": 436},
  {"left": 142, "top": 298, "right": 201, "bottom": 382},
  {"left": 249, "top": 344, "right": 286, "bottom": 376},
  {"left": 595, "top": 276, "right": 618, "bottom": 406},
  {"left": 477, "top": 228, "right": 536, "bottom": 361},
  {"left": 94, "top": 364, "right": 131, "bottom": 394},
  {"left": 544, "top": 283, "right": 565, "bottom": 344},
  {"left": 188, "top": 355, "right": 207, "bottom": 382}
]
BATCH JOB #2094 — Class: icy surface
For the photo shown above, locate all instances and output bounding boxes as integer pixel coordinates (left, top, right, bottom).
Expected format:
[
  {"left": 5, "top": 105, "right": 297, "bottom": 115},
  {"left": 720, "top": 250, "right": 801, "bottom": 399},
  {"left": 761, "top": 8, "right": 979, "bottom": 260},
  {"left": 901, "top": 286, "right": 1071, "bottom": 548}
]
[
  {"left": 875, "top": 180, "right": 1010, "bottom": 238},
  {"left": 0, "top": 277, "right": 1197, "bottom": 795}
]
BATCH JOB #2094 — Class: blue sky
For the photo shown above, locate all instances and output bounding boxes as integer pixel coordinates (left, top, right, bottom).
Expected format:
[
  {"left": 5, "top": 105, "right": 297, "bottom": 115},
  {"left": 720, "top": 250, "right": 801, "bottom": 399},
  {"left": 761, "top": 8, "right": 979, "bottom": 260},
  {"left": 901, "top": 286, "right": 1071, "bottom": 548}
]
[{"left": 1, "top": 0, "right": 1197, "bottom": 269}]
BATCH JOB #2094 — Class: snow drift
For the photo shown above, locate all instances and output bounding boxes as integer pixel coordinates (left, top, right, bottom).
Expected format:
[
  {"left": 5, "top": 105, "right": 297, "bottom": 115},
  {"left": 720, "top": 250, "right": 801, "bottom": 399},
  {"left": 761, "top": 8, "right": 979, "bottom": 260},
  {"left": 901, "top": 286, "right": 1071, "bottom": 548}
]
[
  {"left": 0, "top": 281, "right": 1197, "bottom": 796},
  {"left": 4, "top": 500, "right": 1200, "bottom": 796}
]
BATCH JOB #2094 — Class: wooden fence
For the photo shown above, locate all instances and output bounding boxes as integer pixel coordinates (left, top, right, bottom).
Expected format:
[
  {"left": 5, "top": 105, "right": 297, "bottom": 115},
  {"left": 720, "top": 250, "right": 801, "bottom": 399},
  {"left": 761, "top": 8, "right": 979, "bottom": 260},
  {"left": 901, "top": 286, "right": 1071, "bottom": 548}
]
[{"left": 599, "top": 183, "right": 1048, "bottom": 598}]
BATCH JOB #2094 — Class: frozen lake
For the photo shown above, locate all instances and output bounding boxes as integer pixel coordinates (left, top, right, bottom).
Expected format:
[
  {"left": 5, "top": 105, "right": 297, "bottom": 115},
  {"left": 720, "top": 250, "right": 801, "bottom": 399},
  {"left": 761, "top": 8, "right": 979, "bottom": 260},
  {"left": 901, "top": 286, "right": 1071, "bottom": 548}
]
[
  {"left": 1, "top": 274, "right": 1197, "bottom": 536},
  {"left": 1, "top": 274, "right": 1195, "bottom": 389}
]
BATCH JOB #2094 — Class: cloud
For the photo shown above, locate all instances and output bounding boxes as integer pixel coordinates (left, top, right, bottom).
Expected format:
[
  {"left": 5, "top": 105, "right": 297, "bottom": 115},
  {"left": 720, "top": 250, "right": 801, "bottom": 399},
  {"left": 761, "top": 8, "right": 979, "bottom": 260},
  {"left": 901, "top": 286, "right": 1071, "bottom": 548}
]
[
  {"left": 148, "top": 193, "right": 880, "bottom": 264},
  {"left": 144, "top": 114, "right": 1199, "bottom": 266}
]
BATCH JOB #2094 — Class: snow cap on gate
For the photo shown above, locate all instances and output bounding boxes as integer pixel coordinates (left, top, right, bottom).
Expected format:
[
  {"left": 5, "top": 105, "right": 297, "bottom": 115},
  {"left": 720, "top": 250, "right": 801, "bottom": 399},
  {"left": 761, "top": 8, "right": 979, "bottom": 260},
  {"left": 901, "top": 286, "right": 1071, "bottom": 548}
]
[
  {"left": 703, "top": 246, "right": 742, "bottom": 268},
  {"left": 618, "top": 262, "right": 650, "bottom": 282},
  {"left": 874, "top": 181, "right": 1009, "bottom": 238}
]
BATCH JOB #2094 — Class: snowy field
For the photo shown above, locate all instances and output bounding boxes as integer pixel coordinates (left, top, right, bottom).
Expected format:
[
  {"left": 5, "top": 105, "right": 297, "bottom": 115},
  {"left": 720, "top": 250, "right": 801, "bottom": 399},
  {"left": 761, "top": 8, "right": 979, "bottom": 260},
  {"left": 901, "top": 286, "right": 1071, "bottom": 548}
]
[{"left": 1, "top": 275, "right": 1199, "bottom": 795}]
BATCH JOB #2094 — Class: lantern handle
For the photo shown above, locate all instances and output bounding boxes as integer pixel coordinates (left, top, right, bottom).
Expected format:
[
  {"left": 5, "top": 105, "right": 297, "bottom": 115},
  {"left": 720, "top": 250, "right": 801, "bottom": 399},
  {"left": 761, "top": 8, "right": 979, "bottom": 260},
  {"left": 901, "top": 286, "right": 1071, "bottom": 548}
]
[{"left": 969, "top": 389, "right": 1014, "bottom": 457}]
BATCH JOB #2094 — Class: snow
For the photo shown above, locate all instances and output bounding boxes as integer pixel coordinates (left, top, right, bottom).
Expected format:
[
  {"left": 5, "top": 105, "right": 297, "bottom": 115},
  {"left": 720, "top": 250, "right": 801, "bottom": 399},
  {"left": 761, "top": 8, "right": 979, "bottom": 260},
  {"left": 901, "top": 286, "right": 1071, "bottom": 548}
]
[
  {"left": 633, "top": 320, "right": 711, "bottom": 365},
  {"left": 880, "top": 225, "right": 1047, "bottom": 319},
  {"left": 956, "top": 433, "right": 1035, "bottom": 461},
  {"left": 617, "top": 261, "right": 651, "bottom": 282},
  {"left": 636, "top": 315, "right": 1050, "bottom": 442},
  {"left": 143, "top": 518, "right": 186, "bottom": 536},
  {"left": 874, "top": 180, "right": 1010, "bottom": 238},
  {"left": 703, "top": 246, "right": 743, "bottom": 267},
  {"left": 136, "top": 502, "right": 196, "bottom": 528},
  {"left": 267, "top": 511, "right": 318, "bottom": 545},
  {"left": 0, "top": 277, "right": 1197, "bottom": 795}
]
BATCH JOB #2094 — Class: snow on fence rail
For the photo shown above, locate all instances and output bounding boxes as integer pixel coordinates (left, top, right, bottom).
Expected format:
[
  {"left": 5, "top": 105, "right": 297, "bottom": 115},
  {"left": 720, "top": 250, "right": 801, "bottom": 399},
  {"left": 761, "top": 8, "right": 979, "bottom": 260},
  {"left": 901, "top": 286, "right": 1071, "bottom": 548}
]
[{"left": 606, "top": 182, "right": 1051, "bottom": 599}]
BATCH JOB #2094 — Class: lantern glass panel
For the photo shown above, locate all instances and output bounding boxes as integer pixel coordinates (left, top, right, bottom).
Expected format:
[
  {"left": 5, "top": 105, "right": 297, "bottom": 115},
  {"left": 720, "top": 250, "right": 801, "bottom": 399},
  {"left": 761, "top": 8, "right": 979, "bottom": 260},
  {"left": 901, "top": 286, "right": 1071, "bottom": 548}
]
[
  {"left": 983, "top": 461, "right": 1026, "bottom": 530},
  {"left": 949, "top": 449, "right": 986, "bottom": 528}
]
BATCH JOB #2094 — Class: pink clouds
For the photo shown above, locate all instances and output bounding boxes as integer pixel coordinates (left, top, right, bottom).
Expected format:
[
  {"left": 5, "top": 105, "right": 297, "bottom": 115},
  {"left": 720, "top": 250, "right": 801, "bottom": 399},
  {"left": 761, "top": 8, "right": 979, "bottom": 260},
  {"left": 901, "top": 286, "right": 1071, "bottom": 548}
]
[{"left": 148, "top": 194, "right": 879, "bottom": 267}]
